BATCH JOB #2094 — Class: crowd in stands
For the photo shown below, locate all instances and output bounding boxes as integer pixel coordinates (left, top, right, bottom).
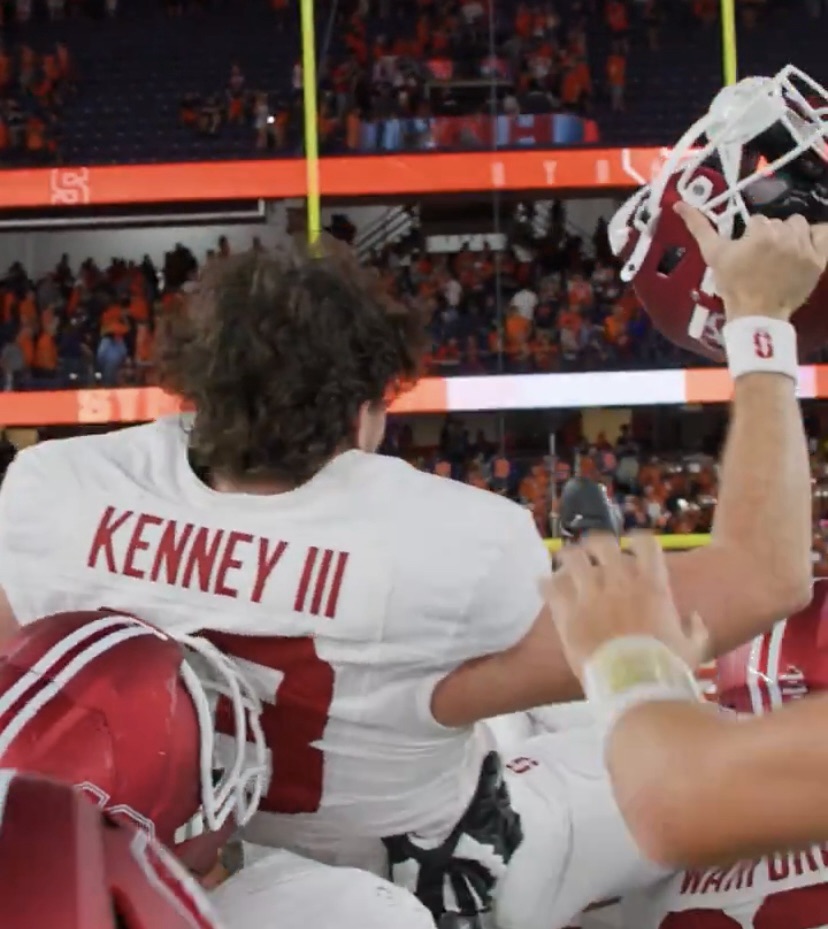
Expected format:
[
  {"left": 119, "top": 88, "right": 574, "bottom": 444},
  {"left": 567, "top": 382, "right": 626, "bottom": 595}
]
[
  {"left": 382, "top": 416, "right": 720, "bottom": 539},
  {"left": 171, "top": 0, "right": 616, "bottom": 154},
  {"left": 181, "top": 0, "right": 611, "bottom": 154},
  {"left": 0, "top": 202, "right": 728, "bottom": 394},
  {"left": 393, "top": 414, "right": 828, "bottom": 577},
  {"left": 0, "top": 38, "right": 73, "bottom": 163},
  {"left": 0, "top": 0, "right": 814, "bottom": 164},
  {"left": 370, "top": 207, "right": 704, "bottom": 374},
  {"left": 175, "top": 0, "right": 792, "bottom": 155},
  {"left": 180, "top": 61, "right": 289, "bottom": 150},
  {"left": 0, "top": 239, "right": 205, "bottom": 391},
  {"left": 0, "top": 213, "right": 698, "bottom": 394}
]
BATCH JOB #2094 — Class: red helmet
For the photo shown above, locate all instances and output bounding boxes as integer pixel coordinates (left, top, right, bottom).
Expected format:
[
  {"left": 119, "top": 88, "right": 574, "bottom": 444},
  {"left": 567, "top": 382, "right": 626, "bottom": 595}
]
[
  {"left": 716, "top": 580, "right": 828, "bottom": 714},
  {"left": 0, "top": 769, "right": 221, "bottom": 929},
  {"left": 610, "top": 66, "right": 828, "bottom": 361},
  {"left": 0, "top": 610, "right": 266, "bottom": 875}
]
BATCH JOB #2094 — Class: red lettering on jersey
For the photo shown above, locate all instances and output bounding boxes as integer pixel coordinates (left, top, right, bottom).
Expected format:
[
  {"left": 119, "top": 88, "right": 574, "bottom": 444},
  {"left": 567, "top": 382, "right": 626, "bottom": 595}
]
[
  {"left": 666, "top": 850, "right": 828, "bottom": 928},
  {"left": 680, "top": 861, "right": 757, "bottom": 896},
  {"left": 250, "top": 539, "right": 289, "bottom": 603},
  {"left": 293, "top": 546, "right": 319, "bottom": 611},
  {"left": 88, "top": 507, "right": 291, "bottom": 605},
  {"left": 214, "top": 531, "right": 254, "bottom": 599},
  {"left": 181, "top": 527, "right": 225, "bottom": 593},
  {"left": 768, "top": 853, "right": 789, "bottom": 883},
  {"left": 767, "top": 848, "right": 826, "bottom": 884},
  {"left": 88, "top": 506, "right": 134, "bottom": 571},
  {"left": 123, "top": 514, "right": 164, "bottom": 579},
  {"left": 150, "top": 521, "right": 195, "bottom": 585},
  {"left": 326, "top": 551, "right": 349, "bottom": 619},
  {"left": 203, "top": 631, "right": 335, "bottom": 813},
  {"left": 294, "top": 547, "right": 350, "bottom": 619},
  {"left": 506, "top": 756, "right": 539, "bottom": 775},
  {"left": 662, "top": 881, "right": 828, "bottom": 929},
  {"left": 792, "top": 847, "right": 820, "bottom": 878}
]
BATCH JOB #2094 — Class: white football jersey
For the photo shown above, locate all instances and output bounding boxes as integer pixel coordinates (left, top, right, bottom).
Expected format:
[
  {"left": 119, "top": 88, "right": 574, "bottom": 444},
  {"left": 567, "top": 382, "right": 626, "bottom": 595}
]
[
  {"left": 495, "top": 726, "right": 669, "bottom": 929},
  {"left": 0, "top": 416, "right": 550, "bottom": 856},
  {"left": 622, "top": 845, "right": 828, "bottom": 928},
  {"left": 211, "top": 847, "right": 435, "bottom": 929}
]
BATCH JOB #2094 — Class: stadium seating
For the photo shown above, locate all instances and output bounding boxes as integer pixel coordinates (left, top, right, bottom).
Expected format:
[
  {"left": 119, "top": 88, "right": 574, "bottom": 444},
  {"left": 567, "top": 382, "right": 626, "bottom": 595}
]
[{"left": 1, "top": 0, "right": 825, "bottom": 165}]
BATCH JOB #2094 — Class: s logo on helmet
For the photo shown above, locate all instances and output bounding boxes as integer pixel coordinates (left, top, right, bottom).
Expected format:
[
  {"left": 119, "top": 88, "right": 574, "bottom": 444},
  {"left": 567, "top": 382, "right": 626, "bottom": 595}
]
[{"left": 698, "top": 309, "right": 726, "bottom": 356}]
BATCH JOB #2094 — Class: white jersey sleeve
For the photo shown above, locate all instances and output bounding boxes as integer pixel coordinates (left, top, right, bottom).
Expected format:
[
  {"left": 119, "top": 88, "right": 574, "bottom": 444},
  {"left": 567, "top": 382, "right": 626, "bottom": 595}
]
[
  {"left": 495, "top": 727, "right": 671, "bottom": 929},
  {"left": 459, "top": 506, "right": 552, "bottom": 658},
  {"left": 210, "top": 848, "right": 436, "bottom": 929},
  {"left": 0, "top": 445, "right": 68, "bottom": 622}
]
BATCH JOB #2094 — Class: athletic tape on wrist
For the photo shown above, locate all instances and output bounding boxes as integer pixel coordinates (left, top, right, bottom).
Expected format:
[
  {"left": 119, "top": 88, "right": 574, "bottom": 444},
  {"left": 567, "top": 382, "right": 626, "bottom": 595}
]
[
  {"left": 582, "top": 636, "right": 701, "bottom": 731},
  {"left": 723, "top": 316, "right": 798, "bottom": 381}
]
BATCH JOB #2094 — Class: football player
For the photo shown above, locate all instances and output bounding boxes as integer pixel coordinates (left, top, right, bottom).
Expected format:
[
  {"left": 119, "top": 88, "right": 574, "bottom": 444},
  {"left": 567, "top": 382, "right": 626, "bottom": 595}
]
[
  {"left": 0, "top": 768, "right": 223, "bottom": 929},
  {"left": 546, "top": 528, "right": 828, "bottom": 874},
  {"left": 0, "top": 67, "right": 820, "bottom": 924},
  {"left": 616, "top": 581, "right": 828, "bottom": 929},
  {"left": 545, "top": 68, "right": 828, "bottom": 864},
  {"left": 0, "top": 611, "right": 437, "bottom": 929}
]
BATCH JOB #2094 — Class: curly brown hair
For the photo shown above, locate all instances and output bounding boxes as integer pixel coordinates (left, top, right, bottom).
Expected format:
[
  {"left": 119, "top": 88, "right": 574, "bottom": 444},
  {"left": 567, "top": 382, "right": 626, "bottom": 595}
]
[{"left": 156, "top": 239, "right": 425, "bottom": 486}]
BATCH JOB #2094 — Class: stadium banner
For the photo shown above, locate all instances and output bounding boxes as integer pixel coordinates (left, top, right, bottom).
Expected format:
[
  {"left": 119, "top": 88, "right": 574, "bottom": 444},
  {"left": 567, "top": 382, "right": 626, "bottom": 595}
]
[
  {"left": 0, "top": 364, "right": 823, "bottom": 426},
  {"left": 357, "top": 114, "right": 601, "bottom": 151},
  {"left": 0, "top": 147, "right": 674, "bottom": 210}
]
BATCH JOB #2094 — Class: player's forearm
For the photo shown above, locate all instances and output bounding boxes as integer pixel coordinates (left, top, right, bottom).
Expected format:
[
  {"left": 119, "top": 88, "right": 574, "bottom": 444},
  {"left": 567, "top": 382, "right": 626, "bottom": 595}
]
[
  {"left": 605, "top": 695, "right": 828, "bottom": 868},
  {"left": 715, "top": 374, "right": 811, "bottom": 600},
  {"left": 668, "top": 374, "right": 811, "bottom": 660}
]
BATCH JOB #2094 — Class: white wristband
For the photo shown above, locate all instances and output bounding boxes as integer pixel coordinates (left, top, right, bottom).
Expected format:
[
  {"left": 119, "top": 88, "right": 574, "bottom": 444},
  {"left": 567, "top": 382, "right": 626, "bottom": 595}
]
[
  {"left": 582, "top": 636, "right": 702, "bottom": 732},
  {"left": 723, "top": 316, "right": 798, "bottom": 381}
]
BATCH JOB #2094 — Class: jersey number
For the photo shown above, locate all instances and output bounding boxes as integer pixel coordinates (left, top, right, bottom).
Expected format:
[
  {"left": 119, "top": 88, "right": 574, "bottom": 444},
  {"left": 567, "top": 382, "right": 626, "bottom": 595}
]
[
  {"left": 659, "top": 883, "right": 828, "bottom": 928},
  {"left": 203, "top": 631, "right": 335, "bottom": 814}
]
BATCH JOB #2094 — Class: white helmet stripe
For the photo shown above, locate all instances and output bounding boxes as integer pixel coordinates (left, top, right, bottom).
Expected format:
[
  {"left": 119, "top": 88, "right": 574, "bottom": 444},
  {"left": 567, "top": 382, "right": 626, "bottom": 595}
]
[
  {"left": 0, "top": 622, "right": 159, "bottom": 758},
  {"left": 0, "top": 614, "right": 161, "bottom": 722},
  {"left": 0, "top": 769, "right": 14, "bottom": 834}
]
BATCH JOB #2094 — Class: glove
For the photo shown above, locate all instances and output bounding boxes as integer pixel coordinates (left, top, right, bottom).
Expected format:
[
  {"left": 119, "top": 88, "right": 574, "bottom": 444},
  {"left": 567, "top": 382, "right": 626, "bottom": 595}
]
[{"left": 383, "top": 753, "right": 523, "bottom": 926}]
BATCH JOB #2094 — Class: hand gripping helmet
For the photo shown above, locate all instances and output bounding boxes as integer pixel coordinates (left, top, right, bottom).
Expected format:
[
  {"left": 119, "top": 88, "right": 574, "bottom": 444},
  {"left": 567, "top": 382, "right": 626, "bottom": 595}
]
[
  {"left": 0, "top": 769, "right": 222, "bottom": 929},
  {"left": 0, "top": 610, "right": 266, "bottom": 876},
  {"left": 716, "top": 579, "right": 828, "bottom": 714},
  {"left": 609, "top": 65, "right": 828, "bottom": 361}
]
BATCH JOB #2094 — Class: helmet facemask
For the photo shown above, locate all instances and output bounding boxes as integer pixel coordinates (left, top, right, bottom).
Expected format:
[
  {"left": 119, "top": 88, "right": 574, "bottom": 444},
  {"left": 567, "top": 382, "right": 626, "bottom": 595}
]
[
  {"left": 619, "top": 65, "right": 828, "bottom": 286},
  {"left": 176, "top": 636, "right": 267, "bottom": 839}
]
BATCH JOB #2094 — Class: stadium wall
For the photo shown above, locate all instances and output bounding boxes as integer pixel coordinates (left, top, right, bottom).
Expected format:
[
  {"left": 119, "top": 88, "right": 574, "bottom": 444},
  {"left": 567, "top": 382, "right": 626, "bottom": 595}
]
[
  {"left": 0, "top": 204, "right": 389, "bottom": 274},
  {"left": 0, "top": 199, "right": 618, "bottom": 276}
]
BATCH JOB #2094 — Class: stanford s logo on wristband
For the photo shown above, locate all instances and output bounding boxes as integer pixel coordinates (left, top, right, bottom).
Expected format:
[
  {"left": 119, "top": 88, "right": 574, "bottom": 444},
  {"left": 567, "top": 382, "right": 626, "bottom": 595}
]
[
  {"left": 723, "top": 317, "right": 797, "bottom": 381},
  {"left": 753, "top": 329, "right": 775, "bottom": 360}
]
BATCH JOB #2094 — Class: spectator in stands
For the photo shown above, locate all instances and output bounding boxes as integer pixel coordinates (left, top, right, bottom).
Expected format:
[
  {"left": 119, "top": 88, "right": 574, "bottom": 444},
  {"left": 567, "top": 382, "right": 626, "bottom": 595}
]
[
  {"left": 96, "top": 328, "right": 127, "bottom": 386},
  {"left": 606, "top": 42, "right": 626, "bottom": 113},
  {"left": 57, "top": 316, "right": 93, "bottom": 385},
  {"left": 226, "top": 63, "right": 246, "bottom": 124},
  {"left": 32, "top": 316, "right": 59, "bottom": 383},
  {"left": 0, "top": 336, "right": 25, "bottom": 391}
]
